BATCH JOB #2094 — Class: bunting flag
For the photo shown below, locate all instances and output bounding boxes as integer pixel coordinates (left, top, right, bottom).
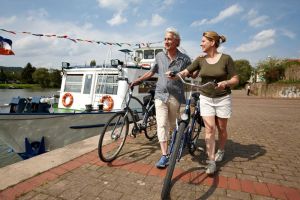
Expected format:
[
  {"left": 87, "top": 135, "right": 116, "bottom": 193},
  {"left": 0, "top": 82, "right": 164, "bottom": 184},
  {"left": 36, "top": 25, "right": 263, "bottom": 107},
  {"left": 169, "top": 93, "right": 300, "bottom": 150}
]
[
  {"left": 0, "top": 28, "right": 163, "bottom": 48},
  {"left": 0, "top": 36, "right": 15, "bottom": 55}
]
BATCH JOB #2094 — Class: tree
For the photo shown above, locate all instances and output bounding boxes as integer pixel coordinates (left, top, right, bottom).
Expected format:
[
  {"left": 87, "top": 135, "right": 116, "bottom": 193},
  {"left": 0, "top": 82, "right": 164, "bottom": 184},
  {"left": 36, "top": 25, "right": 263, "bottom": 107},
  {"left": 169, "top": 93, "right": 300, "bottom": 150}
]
[
  {"left": 21, "top": 63, "right": 36, "bottom": 83},
  {"left": 234, "top": 59, "right": 253, "bottom": 87},
  {"left": 0, "top": 68, "right": 7, "bottom": 83},
  {"left": 90, "top": 59, "right": 96, "bottom": 67},
  {"left": 49, "top": 69, "right": 62, "bottom": 88},
  {"left": 257, "top": 58, "right": 285, "bottom": 84},
  {"left": 32, "top": 68, "right": 50, "bottom": 88}
]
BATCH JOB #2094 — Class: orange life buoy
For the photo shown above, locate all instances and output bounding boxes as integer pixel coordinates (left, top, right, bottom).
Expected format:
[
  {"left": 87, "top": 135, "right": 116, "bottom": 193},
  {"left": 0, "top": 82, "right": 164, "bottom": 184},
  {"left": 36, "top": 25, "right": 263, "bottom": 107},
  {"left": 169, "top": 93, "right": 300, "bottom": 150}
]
[
  {"left": 62, "top": 93, "right": 74, "bottom": 107},
  {"left": 141, "top": 63, "right": 151, "bottom": 69},
  {"left": 100, "top": 95, "right": 114, "bottom": 111}
]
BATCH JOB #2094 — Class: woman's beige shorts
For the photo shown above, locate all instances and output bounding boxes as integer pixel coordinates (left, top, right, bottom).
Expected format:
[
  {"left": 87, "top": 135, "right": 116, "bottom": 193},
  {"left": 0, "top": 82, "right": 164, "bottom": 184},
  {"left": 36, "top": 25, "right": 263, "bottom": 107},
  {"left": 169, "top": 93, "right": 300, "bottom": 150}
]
[{"left": 199, "top": 94, "right": 232, "bottom": 118}]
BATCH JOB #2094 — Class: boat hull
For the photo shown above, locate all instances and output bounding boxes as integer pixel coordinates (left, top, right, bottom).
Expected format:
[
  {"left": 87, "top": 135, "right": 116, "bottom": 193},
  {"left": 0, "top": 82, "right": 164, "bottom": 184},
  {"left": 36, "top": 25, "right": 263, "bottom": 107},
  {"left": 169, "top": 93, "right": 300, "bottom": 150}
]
[{"left": 0, "top": 111, "right": 115, "bottom": 154}]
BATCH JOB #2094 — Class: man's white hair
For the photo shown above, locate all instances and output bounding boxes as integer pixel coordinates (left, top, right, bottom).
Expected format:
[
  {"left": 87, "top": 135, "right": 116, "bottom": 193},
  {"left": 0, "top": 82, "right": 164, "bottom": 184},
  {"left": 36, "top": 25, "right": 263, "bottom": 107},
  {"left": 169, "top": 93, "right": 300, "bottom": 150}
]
[{"left": 165, "top": 27, "right": 181, "bottom": 46}]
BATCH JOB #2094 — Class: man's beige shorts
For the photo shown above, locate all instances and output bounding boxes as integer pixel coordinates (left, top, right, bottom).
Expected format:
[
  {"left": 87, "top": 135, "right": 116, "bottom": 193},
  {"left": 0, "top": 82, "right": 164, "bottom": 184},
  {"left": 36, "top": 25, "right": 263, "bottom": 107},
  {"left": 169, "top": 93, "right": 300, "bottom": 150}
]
[{"left": 155, "top": 96, "right": 180, "bottom": 142}]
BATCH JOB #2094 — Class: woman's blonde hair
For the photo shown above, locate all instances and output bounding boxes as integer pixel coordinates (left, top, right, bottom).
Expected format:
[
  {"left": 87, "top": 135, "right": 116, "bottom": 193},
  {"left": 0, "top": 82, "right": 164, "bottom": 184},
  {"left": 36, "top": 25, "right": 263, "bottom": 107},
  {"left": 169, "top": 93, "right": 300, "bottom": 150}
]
[{"left": 203, "top": 31, "right": 226, "bottom": 48}]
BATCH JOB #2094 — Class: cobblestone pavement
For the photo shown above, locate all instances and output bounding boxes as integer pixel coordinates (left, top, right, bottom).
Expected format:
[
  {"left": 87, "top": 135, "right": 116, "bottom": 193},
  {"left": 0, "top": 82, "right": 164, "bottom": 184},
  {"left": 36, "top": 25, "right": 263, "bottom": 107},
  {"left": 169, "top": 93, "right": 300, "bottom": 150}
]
[{"left": 1, "top": 90, "right": 300, "bottom": 200}]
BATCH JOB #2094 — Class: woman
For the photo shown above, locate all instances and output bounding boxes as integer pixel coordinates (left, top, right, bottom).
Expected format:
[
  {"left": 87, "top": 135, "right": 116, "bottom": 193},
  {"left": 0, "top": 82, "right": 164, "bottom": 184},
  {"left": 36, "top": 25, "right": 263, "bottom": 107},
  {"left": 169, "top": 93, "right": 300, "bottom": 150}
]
[{"left": 168, "top": 31, "right": 239, "bottom": 174}]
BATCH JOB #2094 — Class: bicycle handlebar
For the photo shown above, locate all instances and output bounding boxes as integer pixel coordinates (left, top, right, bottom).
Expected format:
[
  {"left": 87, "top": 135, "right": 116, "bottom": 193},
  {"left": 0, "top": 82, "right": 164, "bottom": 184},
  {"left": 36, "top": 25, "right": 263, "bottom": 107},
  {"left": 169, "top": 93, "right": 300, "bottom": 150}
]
[{"left": 170, "top": 71, "right": 217, "bottom": 89}]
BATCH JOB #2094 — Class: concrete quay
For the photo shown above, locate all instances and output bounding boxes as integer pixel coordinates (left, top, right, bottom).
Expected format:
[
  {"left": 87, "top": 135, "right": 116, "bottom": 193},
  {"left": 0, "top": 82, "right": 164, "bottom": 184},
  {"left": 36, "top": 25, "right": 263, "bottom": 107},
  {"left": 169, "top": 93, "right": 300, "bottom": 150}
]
[{"left": 0, "top": 90, "right": 299, "bottom": 200}]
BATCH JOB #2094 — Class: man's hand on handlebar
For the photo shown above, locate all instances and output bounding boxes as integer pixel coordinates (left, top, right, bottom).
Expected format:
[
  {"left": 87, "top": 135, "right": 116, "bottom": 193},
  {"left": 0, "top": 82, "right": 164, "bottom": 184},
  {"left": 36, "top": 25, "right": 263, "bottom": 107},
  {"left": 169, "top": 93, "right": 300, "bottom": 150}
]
[
  {"left": 129, "top": 80, "right": 141, "bottom": 88},
  {"left": 165, "top": 71, "right": 179, "bottom": 79}
]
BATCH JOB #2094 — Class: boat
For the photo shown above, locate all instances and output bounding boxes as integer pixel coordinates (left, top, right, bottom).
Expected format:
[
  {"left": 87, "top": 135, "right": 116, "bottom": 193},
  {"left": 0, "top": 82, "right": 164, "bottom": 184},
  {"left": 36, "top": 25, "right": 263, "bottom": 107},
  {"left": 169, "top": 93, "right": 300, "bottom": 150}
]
[{"left": 0, "top": 46, "right": 163, "bottom": 159}]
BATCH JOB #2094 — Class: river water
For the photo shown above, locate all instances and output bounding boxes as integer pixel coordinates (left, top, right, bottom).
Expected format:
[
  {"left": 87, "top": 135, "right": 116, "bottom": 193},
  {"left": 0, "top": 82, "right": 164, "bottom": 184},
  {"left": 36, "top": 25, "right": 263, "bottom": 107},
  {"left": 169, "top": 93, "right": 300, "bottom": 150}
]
[{"left": 0, "top": 88, "right": 59, "bottom": 168}]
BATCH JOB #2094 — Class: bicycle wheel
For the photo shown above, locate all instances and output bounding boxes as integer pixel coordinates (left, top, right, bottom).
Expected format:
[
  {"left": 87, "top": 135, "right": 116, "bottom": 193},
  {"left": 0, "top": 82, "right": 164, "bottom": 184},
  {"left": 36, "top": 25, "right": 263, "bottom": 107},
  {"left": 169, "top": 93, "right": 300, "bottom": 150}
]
[
  {"left": 129, "top": 96, "right": 146, "bottom": 119},
  {"left": 144, "top": 104, "right": 157, "bottom": 140},
  {"left": 161, "top": 122, "right": 186, "bottom": 199},
  {"left": 188, "top": 119, "right": 202, "bottom": 155},
  {"left": 98, "top": 112, "right": 129, "bottom": 162}
]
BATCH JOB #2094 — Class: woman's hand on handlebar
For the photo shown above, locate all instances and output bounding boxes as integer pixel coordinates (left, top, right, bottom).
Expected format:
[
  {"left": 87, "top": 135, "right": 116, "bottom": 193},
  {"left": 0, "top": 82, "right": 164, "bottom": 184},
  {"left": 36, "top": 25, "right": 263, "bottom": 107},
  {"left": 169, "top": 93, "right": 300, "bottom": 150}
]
[{"left": 216, "top": 80, "right": 228, "bottom": 90}]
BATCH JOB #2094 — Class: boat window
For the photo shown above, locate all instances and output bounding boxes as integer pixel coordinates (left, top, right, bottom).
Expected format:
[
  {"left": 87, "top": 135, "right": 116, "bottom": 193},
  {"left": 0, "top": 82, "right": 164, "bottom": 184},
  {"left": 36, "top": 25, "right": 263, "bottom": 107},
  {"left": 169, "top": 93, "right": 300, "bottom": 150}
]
[
  {"left": 135, "top": 50, "right": 143, "bottom": 59},
  {"left": 155, "top": 49, "right": 163, "bottom": 55},
  {"left": 64, "top": 74, "right": 83, "bottom": 93},
  {"left": 144, "top": 50, "right": 154, "bottom": 59},
  {"left": 96, "top": 75, "right": 118, "bottom": 95},
  {"left": 83, "top": 74, "right": 93, "bottom": 94},
  {"left": 138, "top": 77, "right": 157, "bottom": 93}
]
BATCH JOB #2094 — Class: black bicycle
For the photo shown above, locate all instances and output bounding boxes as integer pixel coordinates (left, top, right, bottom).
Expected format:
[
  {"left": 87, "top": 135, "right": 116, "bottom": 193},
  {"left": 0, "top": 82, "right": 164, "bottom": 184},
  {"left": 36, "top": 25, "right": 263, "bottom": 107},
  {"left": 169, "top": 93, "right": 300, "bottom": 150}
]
[
  {"left": 98, "top": 78, "right": 157, "bottom": 162},
  {"left": 161, "top": 73, "right": 216, "bottom": 199}
]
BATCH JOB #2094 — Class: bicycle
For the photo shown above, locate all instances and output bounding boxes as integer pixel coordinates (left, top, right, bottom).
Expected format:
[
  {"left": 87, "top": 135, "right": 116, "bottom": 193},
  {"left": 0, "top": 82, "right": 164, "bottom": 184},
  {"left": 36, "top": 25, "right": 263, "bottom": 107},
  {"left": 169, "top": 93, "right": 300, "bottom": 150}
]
[
  {"left": 161, "top": 72, "right": 216, "bottom": 199},
  {"left": 98, "top": 78, "right": 157, "bottom": 162}
]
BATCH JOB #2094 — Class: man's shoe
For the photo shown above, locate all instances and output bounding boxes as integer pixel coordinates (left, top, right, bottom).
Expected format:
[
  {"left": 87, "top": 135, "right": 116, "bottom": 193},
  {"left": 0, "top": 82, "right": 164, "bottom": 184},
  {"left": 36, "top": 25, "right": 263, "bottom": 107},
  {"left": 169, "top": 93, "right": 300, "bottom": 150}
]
[
  {"left": 205, "top": 160, "right": 216, "bottom": 175},
  {"left": 156, "top": 155, "right": 169, "bottom": 169},
  {"left": 215, "top": 149, "right": 225, "bottom": 162}
]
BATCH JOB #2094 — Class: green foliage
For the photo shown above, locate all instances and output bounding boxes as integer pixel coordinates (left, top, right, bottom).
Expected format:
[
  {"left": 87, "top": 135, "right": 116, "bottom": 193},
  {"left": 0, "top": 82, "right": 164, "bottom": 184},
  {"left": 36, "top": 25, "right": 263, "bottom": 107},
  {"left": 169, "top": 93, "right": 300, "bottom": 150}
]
[
  {"left": 21, "top": 63, "right": 36, "bottom": 84},
  {"left": 234, "top": 59, "right": 253, "bottom": 87},
  {"left": 257, "top": 58, "right": 299, "bottom": 84},
  {"left": 0, "top": 66, "right": 22, "bottom": 82},
  {"left": 90, "top": 59, "right": 96, "bottom": 67},
  {"left": 49, "top": 69, "right": 62, "bottom": 88},
  {"left": 32, "top": 68, "right": 50, "bottom": 88},
  {"left": 1, "top": 65, "right": 62, "bottom": 88},
  {"left": 0, "top": 83, "right": 40, "bottom": 89},
  {"left": 0, "top": 69, "right": 7, "bottom": 83},
  {"left": 32, "top": 68, "right": 62, "bottom": 88}
]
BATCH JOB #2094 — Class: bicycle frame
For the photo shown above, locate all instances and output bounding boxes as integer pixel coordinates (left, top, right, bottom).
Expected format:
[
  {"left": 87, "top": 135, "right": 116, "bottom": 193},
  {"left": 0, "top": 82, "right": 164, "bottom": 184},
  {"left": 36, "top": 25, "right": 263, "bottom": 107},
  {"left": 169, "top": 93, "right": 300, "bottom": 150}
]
[
  {"left": 121, "top": 80, "right": 155, "bottom": 136},
  {"left": 161, "top": 73, "right": 216, "bottom": 199}
]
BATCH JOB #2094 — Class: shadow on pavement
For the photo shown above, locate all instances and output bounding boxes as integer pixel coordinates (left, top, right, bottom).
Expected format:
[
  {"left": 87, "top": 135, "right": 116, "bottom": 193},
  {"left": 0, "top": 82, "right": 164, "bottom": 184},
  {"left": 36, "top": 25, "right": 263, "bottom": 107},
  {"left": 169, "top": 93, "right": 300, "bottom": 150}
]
[{"left": 178, "top": 139, "right": 267, "bottom": 199}]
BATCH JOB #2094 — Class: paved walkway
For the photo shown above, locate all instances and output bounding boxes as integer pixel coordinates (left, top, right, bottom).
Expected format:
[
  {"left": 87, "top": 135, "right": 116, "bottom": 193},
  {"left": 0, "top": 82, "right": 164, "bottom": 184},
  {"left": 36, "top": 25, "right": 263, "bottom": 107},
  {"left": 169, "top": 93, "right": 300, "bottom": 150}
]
[{"left": 1, "top": 90, "right": 300, "bottom": 200}]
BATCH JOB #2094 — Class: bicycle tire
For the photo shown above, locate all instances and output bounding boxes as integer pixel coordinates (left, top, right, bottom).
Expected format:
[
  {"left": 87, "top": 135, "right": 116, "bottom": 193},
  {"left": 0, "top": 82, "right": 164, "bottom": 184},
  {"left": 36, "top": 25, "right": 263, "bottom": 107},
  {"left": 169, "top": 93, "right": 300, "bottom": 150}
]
[
  {"left": 129, "top": 96, "right": 146, "bottom": 118},
  {"left": 144, "top": 104, "right": 157, "bottom": 140},
  {"left": 188, "top": 119, "right": 202, "bottom": 155},
  {"left": 161, "top": 122, "right": 187, "bottom": 199},
  {"left": 98, "top": 112, "right": 129, "bottom": 162}
]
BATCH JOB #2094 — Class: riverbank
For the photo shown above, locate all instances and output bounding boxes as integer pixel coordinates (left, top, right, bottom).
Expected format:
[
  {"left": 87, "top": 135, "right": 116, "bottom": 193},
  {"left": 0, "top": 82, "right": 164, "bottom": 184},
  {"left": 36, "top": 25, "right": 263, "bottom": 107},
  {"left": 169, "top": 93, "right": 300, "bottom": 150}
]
[{"left": 0, "top": 84, "right": 41, "bottom": 89}]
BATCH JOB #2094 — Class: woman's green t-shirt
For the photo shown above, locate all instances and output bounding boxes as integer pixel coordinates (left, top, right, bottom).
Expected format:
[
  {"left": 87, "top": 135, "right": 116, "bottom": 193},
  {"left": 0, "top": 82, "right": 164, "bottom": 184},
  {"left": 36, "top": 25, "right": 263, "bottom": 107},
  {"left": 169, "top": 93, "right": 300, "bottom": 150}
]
[{"left": 186, "top": 54, "right": 237, "bottom": 98}]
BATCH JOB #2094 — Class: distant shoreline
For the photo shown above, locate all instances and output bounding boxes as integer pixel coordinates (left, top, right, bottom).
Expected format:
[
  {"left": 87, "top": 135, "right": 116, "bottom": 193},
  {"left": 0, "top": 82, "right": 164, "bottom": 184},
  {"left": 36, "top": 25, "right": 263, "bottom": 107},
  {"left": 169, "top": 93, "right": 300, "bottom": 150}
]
[{"left": 0, "top": 84, "right": 42, "bottom": 89}]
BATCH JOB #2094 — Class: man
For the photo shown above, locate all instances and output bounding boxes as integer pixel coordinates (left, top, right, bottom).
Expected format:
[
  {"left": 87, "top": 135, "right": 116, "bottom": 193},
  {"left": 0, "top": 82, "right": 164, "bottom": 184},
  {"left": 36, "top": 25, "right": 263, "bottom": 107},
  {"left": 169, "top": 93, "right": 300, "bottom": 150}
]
[{"left": 131, "top": 27, "right": 191, "bottom": 168}]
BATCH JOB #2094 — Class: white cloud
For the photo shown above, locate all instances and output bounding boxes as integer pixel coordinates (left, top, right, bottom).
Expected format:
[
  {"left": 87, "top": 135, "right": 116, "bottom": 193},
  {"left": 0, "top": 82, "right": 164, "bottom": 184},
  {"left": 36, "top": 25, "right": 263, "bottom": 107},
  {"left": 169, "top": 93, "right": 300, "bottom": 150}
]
[
  {"left": 97, "top": 0, "right": 130, "bottom": 11},
  {"left": 137, "top": 14, "right": 166, "bottom": 27},
  {"left": 163, "top": 0, "right": 174, "bottom": 6},
  {"left": 235, "top": 29, "right": 276, "bottom": 52},
  {"left": 97, "top": 0, "right": 141, "bottom": 26},
  {"left": 191, "top": 4, "right": 243, "bottom": 27},
  {"left": 245, "top": 9, "right": 269, "bottom": 28},
  {"left": 107, "top": 12, "right": 128, "bottom": 26},
  {"left": 0, "top": 16, "right": 17, "bottom": 26},
  {"left": 26, "top": 8, "right": 49, "bottom": 21},
  {"left": 150, "top": 14, "right": 166, "bottom": 26},
  {"left": 137, "top": 20, "right": 148, "bottom": 27},
  {"left": 0, "top": 8, "right": 164, "bottom": 68},
  {"left": 281, "top": 29, "right": 296, "bottom": 39}
]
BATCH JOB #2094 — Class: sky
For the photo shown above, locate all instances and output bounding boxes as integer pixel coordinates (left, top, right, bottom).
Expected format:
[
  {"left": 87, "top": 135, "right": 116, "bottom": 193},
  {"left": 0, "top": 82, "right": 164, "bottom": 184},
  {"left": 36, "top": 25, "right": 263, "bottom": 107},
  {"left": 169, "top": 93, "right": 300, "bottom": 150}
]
[{"left": 0, "top": 0, "right": 299, "bottom": 69}]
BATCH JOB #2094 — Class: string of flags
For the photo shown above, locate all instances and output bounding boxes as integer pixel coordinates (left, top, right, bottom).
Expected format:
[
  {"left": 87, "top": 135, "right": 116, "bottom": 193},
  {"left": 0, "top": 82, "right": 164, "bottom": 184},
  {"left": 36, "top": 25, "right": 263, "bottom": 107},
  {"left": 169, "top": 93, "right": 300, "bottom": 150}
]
[
  {"left": 0, "top": 36, "right": 15, "bottom": 55},
  {"left": 0, "top": 28, "right": 163, "bottom": 48}
]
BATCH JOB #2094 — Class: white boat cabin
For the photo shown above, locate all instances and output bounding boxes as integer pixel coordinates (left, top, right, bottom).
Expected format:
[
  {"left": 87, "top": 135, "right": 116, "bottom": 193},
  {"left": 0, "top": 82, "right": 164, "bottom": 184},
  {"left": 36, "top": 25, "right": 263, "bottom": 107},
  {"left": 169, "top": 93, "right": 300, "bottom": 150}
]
[{"left": 58, "top": 47, "right": 163, "bottom": 111}]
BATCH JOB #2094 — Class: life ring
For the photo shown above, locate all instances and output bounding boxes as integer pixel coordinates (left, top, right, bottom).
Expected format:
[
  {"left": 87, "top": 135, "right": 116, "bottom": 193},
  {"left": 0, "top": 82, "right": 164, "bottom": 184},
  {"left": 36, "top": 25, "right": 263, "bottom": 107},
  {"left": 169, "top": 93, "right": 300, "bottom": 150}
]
[
  {"left": 62, "top": 93, "right": 74, "bottom": 107},
  {"left": 141, "top": 63, "right": 151, "bottom": 69},
  {"left": 100, "top": 95, "right": 114, "bottom": 111}
]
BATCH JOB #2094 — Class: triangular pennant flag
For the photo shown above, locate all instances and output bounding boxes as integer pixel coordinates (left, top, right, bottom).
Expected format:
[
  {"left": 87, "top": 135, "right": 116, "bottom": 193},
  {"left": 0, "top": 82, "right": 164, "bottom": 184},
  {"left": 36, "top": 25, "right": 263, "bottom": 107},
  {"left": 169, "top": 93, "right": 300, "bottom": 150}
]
[{"left": 0, "top": 36, "right": 15, "bottom": 55}]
